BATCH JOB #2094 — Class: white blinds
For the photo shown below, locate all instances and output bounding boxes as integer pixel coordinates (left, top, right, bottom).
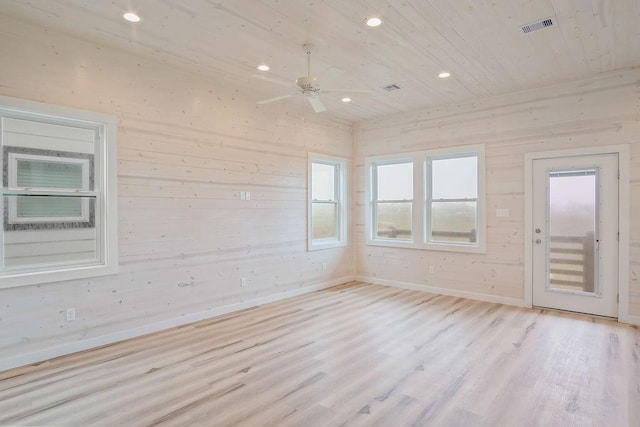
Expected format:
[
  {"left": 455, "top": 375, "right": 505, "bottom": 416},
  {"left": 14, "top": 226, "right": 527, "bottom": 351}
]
[
  {"left": 16, "top": 160, "right": 84, "bottom": 189},
  {"left": 16, "top": 196, "right": 82, "bottom": 218}
]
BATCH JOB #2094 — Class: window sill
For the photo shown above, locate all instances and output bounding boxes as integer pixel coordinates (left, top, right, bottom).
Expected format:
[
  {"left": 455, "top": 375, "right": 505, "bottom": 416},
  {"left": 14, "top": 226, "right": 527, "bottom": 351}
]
[
  {"left": 366, "top": 239, "right": 486, "bottom": 254},
  {"left": 0, "top": 263, "right": 118, "bottom": 289},
  {"left": 308, "top": 240, "right": 347, "bottom": 251}
]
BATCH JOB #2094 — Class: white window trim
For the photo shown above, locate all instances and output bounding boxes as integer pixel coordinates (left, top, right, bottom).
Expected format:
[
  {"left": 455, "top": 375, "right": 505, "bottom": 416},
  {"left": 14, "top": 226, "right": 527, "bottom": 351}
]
[
  {"left": 8, "top": 152, "right": 91, "bottom": 223},
  {"left": 365, "top": 144, "right": 485, "bottom": 253},
  {"left": 0, "top": 95, "right": 118, "bottom": 289},
  {"left": 308, "top": 153, "right": 347, "bottom": 251}
]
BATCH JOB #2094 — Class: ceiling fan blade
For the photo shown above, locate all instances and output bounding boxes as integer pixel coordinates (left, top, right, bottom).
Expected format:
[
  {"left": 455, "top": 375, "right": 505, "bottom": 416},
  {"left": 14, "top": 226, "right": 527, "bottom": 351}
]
[
  {"left": 307, "top": 95, "right": 326, "bottom": 113},
  {"left": 257, "top": 94, "right": 296, "bottom": 105}
]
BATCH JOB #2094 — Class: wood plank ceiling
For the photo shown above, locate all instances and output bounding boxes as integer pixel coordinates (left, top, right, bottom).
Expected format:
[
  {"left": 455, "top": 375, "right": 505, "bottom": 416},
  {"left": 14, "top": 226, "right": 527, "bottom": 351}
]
[{"left": 1, "top": 0, "right": 638, "bottom": 121}]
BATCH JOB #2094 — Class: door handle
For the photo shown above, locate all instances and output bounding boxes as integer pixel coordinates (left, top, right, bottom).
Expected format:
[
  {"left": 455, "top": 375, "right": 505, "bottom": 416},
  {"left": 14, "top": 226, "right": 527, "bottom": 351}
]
[{"left": 535, "top": 228, "right": 541, "bottom": 233}]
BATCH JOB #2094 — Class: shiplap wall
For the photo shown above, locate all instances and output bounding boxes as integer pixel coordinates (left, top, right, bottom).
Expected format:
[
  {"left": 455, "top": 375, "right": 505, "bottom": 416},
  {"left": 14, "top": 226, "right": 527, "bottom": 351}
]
[
  {"left": 355, "top": 69, "right": 640, "bottom": 316},
  {"left": 0, "top": 16, "right": 354, "bottom": 369}
]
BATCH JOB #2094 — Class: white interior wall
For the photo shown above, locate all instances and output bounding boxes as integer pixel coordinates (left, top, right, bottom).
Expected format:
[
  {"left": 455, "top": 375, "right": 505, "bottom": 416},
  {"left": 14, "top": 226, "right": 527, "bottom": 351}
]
[
  {"left": 2, "top": 13, "right": 639, "bottom": 372},
  {"left": 0, "top": 16, "right": 354, "bottom": 370},
  {"left": 355, "top": 69, "right": 640, "bottom": 318}
]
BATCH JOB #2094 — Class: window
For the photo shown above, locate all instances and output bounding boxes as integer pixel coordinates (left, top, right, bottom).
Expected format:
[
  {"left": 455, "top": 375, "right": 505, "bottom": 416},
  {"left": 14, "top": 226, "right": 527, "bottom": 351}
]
[
  {"left": 6, "top": 149, "right": 93, "bottom": 227},
  {"left": 366, "top": 145, "right": 485, "bottom": 253},
  {"left": 0, "top": 96, "right": 118, "bottom": 288},
  {"left": 372, "top": 160, "right": 413, "bottom": 240},
  {"left": 428, "top": 155, "right": 478, "bottom": 244},
  {"left": 308, "top": 153, "right": 347, "bottom": 250}
]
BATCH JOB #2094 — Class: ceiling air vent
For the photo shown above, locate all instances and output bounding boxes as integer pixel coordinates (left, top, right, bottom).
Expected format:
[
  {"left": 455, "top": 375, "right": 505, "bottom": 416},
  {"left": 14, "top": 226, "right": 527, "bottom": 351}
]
[
  {"left": 520, "top": 16, "right": 556, "bottom": 34},
  {"left": 383, "top": 84, "right": 401, "bottom": 92}
]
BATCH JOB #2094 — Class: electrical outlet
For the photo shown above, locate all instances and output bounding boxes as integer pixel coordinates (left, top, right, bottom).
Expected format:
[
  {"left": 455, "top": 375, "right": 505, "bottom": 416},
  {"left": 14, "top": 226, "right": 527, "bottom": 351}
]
[
  {"left": 241, "top": 277, "right": 247, "bottom": 287},
  {"left": 428, "top": 266, "right": 435, "bottom": 274},
  {"left": 66, "top": 308, "right": 76, "bottom": 322},
  {"left": 240, "top": 191, "right": 246, "bottom": 201},
  {"left": 245, "top": 191, "right": 251, "bottom": 200},
  {"left": 496, "top": 208, "right": 510, "bottom": 217}
]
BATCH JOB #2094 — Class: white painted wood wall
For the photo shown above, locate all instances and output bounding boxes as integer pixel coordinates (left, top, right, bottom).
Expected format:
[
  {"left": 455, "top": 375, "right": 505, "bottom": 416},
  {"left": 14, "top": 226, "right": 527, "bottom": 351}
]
[
  {"left": 1, "top": 13, "right": 639, "bottom": 371},
  {"left": 0, "top": 16, "right": 354, "bottom": 369},
  {"left": 355, "top": 69, "right": 640, "bottom": 316}
]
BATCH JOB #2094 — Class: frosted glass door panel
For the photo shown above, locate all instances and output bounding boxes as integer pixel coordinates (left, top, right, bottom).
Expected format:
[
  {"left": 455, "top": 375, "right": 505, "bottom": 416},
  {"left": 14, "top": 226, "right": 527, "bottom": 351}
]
[{"left": 548, "top": 171, "right": 597, "bottom": 294}]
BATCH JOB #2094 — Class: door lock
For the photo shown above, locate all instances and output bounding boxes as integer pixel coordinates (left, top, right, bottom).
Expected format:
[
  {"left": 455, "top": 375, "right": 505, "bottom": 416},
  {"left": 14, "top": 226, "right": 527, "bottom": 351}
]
[
  {"left": 535, "top": 239, "right": 542, "bottom": 244},
  {"left": 535, "top": 228, "right": 541, "bottom": 233}
]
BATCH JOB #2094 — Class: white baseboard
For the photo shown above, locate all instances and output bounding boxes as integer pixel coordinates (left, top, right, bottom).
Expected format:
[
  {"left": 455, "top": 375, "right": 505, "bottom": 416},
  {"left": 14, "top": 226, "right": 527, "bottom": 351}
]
[
  {"left": 0, "top": 276, "right": 353, "bottom": 372},
  {"left": 355, "top": 275, "right": 528, "bottom": 308},
  {"left": 619, "top": 313, "right": 640, "bottom": 326}
]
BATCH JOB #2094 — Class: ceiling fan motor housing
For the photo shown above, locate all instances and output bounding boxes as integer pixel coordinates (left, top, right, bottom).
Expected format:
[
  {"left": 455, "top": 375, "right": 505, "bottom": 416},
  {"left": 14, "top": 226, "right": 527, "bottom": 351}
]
[{"left": 296, "top": 76, "right": 317, "bottom": 91}]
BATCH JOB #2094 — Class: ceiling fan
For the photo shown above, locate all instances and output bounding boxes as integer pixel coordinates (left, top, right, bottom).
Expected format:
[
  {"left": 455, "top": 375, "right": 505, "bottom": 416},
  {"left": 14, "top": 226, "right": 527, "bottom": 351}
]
[{"left": 257, "top": 44, "right": 371, "bottom": 113}]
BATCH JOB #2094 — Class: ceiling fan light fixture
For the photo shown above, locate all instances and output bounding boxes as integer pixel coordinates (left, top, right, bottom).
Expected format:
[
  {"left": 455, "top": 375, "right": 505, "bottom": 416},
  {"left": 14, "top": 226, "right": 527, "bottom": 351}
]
[
  {"left": 438, "top": 71, "right": 451, "bottom": 79},
  {"left": 365, "top": 17, "right": 382, "bottom": 27},
  {"left": 257, "top": 64, "right": 270, "bottom": 71},
  {"left": 123, "top": 12, "right": 141, "bottom": 23},
  {"left": 341, "top": 97, "right": 352, "bottom": 103}
]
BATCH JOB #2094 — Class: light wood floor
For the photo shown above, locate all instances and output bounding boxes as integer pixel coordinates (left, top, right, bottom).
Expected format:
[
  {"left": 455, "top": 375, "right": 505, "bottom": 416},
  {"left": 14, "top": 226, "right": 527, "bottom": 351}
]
[{"left": 1, "top": 282, "right": 639, "bottom": 426}]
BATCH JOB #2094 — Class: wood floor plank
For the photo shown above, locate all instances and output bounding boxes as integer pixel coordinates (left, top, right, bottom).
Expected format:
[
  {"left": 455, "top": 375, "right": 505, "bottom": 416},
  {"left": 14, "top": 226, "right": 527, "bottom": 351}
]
[{"left": 0, "top": 281, "right": 638, "bottom": 426}]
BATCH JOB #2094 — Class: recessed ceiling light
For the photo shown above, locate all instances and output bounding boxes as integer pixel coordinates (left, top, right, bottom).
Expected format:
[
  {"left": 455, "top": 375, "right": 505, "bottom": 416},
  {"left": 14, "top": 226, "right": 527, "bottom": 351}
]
[
  {"left": 257, "top": 64, "right": 270, "bottom": 71},
  {"left": 438, "top": 71, "right": 451, "bottom": 78},
  {"left": 341, "top": 97, "right": 352, "bottom": 103},
  {"left": 365, "top": 17, "right": 382, "bottom": 27},
  {"left": 123, "top": 12, "right": 141, "bottom": 23}
]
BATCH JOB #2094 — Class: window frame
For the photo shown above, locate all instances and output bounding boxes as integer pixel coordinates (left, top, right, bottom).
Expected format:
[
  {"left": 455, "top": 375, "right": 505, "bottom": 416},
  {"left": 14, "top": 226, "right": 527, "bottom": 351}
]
[
  {"left": 0, "top": 95, "right": 118, "bottom": 289},
  {"left": 308, "top": 153, "right": 347, "bottom": 251},
  {"left": 7, "top": 151, "right": 92, "bottom": 225},
  {"left": 365, "top": 144, "right": 485, "bottom": 253}
]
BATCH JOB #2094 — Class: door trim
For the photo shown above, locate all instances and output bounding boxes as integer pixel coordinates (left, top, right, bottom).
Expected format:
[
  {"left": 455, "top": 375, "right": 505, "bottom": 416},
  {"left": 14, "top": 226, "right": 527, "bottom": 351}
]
[{"left": 524, "top": 145, "right": 631, "bottom": 323}]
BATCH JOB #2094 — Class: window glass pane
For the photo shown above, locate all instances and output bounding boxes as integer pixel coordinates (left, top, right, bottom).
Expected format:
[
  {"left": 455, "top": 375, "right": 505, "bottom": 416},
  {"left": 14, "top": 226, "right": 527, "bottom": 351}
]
[
  {"left": 312, "top": 202, "right": 337, "bottom": 240},
  {"left": 431, "top": 201, "right": 477, "bottom": 243},
  {"left": 376, "top": 202, "right": 412, "bottom": 240},
  {"left": 376, "top": 162, "right": 413, "bottom": 201},
  {"left": 2, "top": 195, "right": 98, "bottom": 270},
  {"left": 17, "top": 196, "right": 82, "bottom": 219},
  {"left": 312, "top": 162, "right": 335, "bottom": 201},
  {"left": 432, "top": 156, "right": 477, "bottom": 199},
  {"left": 548, "top": 171, "right": 597, "bottom": 293},
  {"left": 17, "top": 160, "right": 83, "bottom": 189}
]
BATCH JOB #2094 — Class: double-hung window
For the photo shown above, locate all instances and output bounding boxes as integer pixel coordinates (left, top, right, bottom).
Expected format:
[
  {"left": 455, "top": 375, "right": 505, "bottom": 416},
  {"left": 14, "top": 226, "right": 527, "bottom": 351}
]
[
  {"left": 372, "top": 160, "right": 413, "bottom": 241},
  {"left": 427, "top": 154, "right": 479, "bottom": 244},
  {"left": 0, "top": 96, "right": 118, "bottom": 288},
  {"left": 7, "top": 150, "right": 93, "bottom": 226},
  {"left": 308, "top": 153, "right": 347, "bottom": 250},
  {"left": 366, "top": 145, "right": 485, "bottom": 253}
]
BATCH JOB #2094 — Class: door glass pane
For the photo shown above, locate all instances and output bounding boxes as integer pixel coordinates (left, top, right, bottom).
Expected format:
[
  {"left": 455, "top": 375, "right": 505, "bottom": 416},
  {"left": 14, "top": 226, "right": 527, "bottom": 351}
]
[
  {"left": 431, "top": 201, "right": 477, "bottom": 243},
  {"left": 548, "top": 170, "right": 597, "bottom": 294},
  {"left": 376, "top": 202, "right": 412, "bottom": 240},
  {"left": 312, "top": 162, "right": 335, "bottom": 201},
  {"left": 376, "top": 162, "right": 413, "bottom": 200},
  {"left": 312, "top": 202, "right": 337, "bottom": 240}
]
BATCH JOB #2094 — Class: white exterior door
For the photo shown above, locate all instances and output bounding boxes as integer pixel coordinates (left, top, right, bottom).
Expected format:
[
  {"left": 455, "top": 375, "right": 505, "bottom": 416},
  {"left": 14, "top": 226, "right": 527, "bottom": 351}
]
[{"left": 532, "top": 154, "right": 618, "bottom": 317}]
